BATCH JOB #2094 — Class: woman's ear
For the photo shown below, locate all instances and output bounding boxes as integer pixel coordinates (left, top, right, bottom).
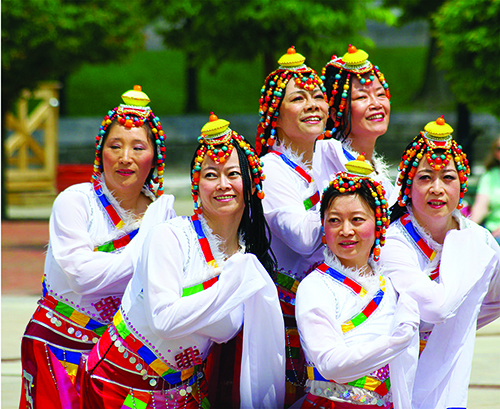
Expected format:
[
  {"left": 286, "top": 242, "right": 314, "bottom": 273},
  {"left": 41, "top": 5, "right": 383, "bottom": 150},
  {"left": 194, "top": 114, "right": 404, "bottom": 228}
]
[{"left": 329, "top": 108, "right": 337, "bottom": 122}]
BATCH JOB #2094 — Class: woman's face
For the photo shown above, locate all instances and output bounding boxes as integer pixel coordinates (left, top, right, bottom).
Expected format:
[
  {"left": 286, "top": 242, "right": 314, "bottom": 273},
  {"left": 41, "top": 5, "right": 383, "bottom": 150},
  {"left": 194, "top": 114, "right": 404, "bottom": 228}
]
[
  {"left": 323, "top": 193, "right": 376, "bottom": 269},
  {"left": 409, "top": 158, "right": 460, "bottom": 229},
  {"left": 102, "top": 124, "right": 155, "bottom": 195},
  {"left": 339, "top": 75, "right": 390, "bottom": 142},
  {"left": 198, "top": 149, "right": 245, "bottom": 222},
  {"left": 275, "top": 80, "right": 328, "bottom": 146}
]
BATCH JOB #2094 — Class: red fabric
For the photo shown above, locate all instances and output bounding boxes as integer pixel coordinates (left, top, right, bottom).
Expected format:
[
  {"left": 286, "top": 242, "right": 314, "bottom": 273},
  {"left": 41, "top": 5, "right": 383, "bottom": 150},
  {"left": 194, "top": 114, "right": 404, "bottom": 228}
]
[{"left": 20, "top": 335, "right": 79, "bottom": 409}]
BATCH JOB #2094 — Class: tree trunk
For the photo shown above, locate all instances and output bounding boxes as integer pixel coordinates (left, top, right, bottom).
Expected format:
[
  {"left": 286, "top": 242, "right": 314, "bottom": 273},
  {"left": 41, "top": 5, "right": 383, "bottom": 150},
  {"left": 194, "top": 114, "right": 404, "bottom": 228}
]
[
  {"left": 414, "top": 34, "right": 454, "bottom": 108},
  {"left": 1, "top": 108, "right": 7, "bottom": 220},
  {"left": 455, "top": 102, "right": 476, "bottom": 170},
  {"left": 185, "top": 52, "right": 199, "bottom": 114}
]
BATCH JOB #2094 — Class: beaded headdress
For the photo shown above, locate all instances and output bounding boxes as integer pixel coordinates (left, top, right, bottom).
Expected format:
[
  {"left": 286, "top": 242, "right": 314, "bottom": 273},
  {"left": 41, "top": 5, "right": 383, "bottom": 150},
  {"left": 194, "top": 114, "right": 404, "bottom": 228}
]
[
  {"left": 396, "top": 116, "right": 470, "bottom": 209},
  {"left": 320, "top": 44, "right": 390, "bottom": 139},
  {"left": 192, "top": 113, "right": 266, "bottom": 213},
  {"left": 322, "top": 155, "right": 390, "bottom": 261},
  {"left": 256, "top": 46, "right": 327, "bottom": 155},
  {"left": 92, "top": 85, "right": 166, "bottom": 196}
]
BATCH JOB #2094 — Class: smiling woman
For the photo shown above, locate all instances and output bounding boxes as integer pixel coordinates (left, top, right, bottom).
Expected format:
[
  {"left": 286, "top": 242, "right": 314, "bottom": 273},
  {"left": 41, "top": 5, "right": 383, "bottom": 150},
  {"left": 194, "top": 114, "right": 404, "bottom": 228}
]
[
  {"left": 295, "top": 157, "right": 419, "bottom": 409},
  {"left": 19, "top": 86, "right": 176, "bottom": 409},
  {"left": 80, "top": 113, "right": 285, "bottom": 409},
  {"left": 381, "top": 116, "right": 500, "bottom": 408},
  {"left": 314, "top": 44, "right": 394, "bottom": 199},
  {"left": 255, "top": 46, "right": 329, "bottom": 405}
]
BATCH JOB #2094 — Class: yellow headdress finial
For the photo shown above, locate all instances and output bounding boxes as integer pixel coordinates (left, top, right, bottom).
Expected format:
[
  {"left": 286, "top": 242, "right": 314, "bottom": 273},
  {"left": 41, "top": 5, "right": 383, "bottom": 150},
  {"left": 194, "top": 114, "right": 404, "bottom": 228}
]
[
  {"left": 277, "top": 46, "right": 307, "bottom": 69},
  {"left": 121, "top": 85, "right": 151, "bottom": 107},
  {"left": 345, "top": 154, "right": 374, "bottom": 176},
  {"left": 342, "top": 45, "right": 369, "bottom": 67}
]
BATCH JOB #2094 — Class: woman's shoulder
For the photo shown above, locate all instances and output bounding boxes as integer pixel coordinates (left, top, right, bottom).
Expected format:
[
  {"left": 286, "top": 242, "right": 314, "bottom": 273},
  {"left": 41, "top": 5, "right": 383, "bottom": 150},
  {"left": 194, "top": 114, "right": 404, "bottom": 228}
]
[{"left": 52, "top": 182, "right": 94, "bottom": 209}]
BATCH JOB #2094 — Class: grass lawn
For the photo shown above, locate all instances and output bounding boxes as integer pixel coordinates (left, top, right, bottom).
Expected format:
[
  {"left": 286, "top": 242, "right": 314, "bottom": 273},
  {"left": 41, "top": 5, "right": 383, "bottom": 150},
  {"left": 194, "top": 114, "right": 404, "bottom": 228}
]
[{"left": 65, "top": 46, "right": 437, "bottom": 117}]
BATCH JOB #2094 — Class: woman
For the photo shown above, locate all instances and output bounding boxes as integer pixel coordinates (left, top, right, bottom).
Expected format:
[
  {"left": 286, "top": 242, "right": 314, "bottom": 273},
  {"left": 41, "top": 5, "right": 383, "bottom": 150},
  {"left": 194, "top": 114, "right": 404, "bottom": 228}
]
[
  {"left": 295, "top": 157, "right": 419, "bottom": 409},
  {"left": 20, "top": 85, "right": 175, "bottom": 409},
  {"left": 381, "top": 116, "right": 500, "bottom": 408},
  {"left": 257, "top": 46, "right": 329, "bottom": 404},
  {"left": 81, "top": 113, "right": 285, "bottom": 409},
  {"left": 470, "top": 135, "right": 500, "bottom": 244},
  {"left": 313, "top": 44, "right": 393, "bottom": 198}
]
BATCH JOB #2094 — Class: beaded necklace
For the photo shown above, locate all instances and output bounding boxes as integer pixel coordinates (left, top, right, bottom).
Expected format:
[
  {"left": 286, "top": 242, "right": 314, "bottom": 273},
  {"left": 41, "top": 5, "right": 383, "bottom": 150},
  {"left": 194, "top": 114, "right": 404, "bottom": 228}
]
[
  {"left": 400, "top": 213, "right": 439, "bottom": 281},
  {"left": 93, "top": 179, "right": 139, "bottom": 252},
  {"left": 270, "top": 151, "right": 320, "bottom": 210}
]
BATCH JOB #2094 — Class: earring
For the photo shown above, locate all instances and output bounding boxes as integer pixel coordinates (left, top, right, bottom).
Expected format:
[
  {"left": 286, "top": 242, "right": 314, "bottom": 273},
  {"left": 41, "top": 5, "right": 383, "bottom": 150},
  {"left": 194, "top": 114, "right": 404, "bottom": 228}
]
[{"left": 321, "top": 225, "right": 327, "bottom": 245}]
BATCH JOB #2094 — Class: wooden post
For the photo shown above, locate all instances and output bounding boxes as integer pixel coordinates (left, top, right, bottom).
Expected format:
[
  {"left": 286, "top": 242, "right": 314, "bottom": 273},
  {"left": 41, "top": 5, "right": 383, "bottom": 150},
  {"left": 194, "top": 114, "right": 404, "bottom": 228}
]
[{"left": 4, "top": 82, "right": 61, "bottom": 204}]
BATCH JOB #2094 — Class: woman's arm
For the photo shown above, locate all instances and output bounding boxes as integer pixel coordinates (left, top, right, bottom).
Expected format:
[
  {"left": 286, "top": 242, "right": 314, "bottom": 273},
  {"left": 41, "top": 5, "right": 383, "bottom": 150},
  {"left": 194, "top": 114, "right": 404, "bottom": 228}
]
[
  {"left": 469, "top": 193, "right": 490, "bottom": 225},
  {"left": 296, "top": 275, "right": 418, "bottom": 383}
]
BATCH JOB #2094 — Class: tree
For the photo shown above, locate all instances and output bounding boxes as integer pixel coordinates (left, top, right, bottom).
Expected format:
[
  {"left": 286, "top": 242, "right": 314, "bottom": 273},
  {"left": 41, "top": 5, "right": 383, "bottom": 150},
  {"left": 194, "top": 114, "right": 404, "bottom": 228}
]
[
  {"left": 433, "top": 0, "right": 500, "bottom": 118},
  {"left": 1, "top": 0, "right": 148, "bottom": 219},
  {"left": 151, "top": 0, "right": 396, "bottom": 113}
]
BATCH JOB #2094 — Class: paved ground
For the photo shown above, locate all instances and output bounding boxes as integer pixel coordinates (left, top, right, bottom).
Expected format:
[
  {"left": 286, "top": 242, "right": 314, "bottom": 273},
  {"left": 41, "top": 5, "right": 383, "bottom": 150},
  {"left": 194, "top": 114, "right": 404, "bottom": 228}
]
[{"left": 2, "top": 204, "right": 500, "bottom": 408}]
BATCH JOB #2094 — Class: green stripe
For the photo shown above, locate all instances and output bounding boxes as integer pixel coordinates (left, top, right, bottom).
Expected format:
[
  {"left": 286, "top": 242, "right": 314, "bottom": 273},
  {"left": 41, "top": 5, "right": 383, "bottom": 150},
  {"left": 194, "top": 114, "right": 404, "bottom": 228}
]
[
  {"left": 303, "top": 197, "right": 313, "bottom": 210},
  {"left": 182, "top": 283, "right": 204, "bottom": 297},
  {"left": 201, "top": 397, "right": 211, "bottom": 409},
  {"left": 351, "top": 313, "right": 367, "bottom": 327},
  {"left": 115, "top": 320, "right": 131, "bottom": 338},
  {"left": 96, "top": 241, "right": 116, "bottom": 253},
  {"left": 348, "top": 375, "right": 368, "bottom": 388},
  {"left": 276, "top": 273, "right": 295, "bottom": 290},
  {"left": 54, "top": 303, "right": 74, "bottom": 318},
  {"left": 285, "top": 346, "right": 300, "bottom": 359},
  {"left": 94, "top": 325, "right": 107, "bottom": 337}
]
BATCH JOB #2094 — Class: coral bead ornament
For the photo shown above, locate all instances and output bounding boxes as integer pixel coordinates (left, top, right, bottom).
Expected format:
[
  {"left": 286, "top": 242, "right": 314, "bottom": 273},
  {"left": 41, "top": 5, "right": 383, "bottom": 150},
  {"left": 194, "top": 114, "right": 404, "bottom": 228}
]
[
  {"left": 92, "top": 85, "right": 167, "bottom": 197},
  {"left": 323, "top": 155, "right": 390, "bottom": 262},
  {"left": 192, "top": 113, "right": 266, "bottom": 213},
  {"left": 256, "top": 46, "right": 327, "bottom": 155},
  {"left": 396, "top": 116, "right": 470, "bottom": 209}
]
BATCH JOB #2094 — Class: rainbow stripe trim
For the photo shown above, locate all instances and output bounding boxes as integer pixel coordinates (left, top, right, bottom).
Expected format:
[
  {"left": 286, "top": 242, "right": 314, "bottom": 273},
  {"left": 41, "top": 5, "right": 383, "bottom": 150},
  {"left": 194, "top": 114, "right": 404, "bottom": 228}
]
[
  {"left": 189, "top": 215, "right": 218, "bottom": 269},
  {"left": 113, "top": 310, "right": 201, "bottom": 385},
  {"left": 270, "top": 151, "right": 320, "bottom": 210},
  {"left": 93, "top": 180, "right": 125, "bottom": 230},
  {"left": 276, "top": 271, "right": 300, "bottom": 294},
  {"left": 42, "top": 288, "right": 108, "bottom": 336},
  {"left": 94, "top": 228, "right": 139, "bottom": 253},
  {"left": 306, "top": 366, "right": 391, "bottom": 397},
  {"left": 182, "top": 276, "right": 219, "bottom": 297},
  {"left": 122, "top": 390, "right": 151, "bottom": 409},
  {"left": 316, "top": 263, "right": 367, "bottom": 298},
  {"left": 48, "top": 345, "right": 81, "bottom": 384},
  {"left": 400, "top": 213, "right": 437, "bottom": 262},
  {"left": 341, "top": 283, "right": 385, "bottom": 333}
]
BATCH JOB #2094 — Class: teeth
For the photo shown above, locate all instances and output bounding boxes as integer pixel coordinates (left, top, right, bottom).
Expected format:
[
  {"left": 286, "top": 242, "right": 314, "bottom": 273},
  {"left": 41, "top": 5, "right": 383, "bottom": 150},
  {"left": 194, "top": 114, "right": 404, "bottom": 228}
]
[
  {"left": 368, "top": 114, "right": 383, "bottom": 120},
  {"left": 216, "top": 196, "right": 234, "bottom": 200},
  {"left": 304, "top": 116, "right": 320, "bottom": 121}
]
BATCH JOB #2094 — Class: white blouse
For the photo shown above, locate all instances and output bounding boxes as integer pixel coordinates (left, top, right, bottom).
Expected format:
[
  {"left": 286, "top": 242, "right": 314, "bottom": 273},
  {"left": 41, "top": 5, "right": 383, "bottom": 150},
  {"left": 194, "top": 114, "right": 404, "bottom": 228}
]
[
  {"left": 43, "top": 179, "right": 176, "bottom": 325},
  {"left": 296, "top": 250, "right": 420, "bottom": 408},
  {"left": 313, "top": 138, "right": 395, "bottom": 202},
  {"left": 120, "top": 215, "right": 285, "bottom": 408},
  {"left": 381, "top": 208, "right": 500, "bottom": 409},
  {"left": 261, "top": 144, "right": 323, "bottom": 280}
]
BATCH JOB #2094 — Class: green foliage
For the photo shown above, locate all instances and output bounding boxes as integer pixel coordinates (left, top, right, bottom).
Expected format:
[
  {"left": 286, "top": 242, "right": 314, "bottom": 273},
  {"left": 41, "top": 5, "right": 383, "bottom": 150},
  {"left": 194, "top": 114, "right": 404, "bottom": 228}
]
[
  {"left": 1, "top": 0, "right": 147, "bottom": 111},
  {"left": 152, "top": 0, "right": 396, "bottom": 67},
  {"left": 433, "top": 0, "right": 500, "bottom": 117},
  {"left": 66, "top": 46, "right": 428, "bottom": 116}
]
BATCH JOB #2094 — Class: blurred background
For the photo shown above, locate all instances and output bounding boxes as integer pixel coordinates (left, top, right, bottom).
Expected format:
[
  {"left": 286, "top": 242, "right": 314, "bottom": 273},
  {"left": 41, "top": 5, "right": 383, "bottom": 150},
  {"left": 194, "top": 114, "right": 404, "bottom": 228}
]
[{"left": 2, "top": 0, "right": 500, "bottom": 215}]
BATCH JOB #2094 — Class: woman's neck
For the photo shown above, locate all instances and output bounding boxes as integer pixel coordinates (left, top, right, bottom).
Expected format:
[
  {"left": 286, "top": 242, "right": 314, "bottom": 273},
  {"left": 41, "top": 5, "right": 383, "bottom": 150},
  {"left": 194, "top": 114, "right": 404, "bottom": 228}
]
[
  {"left": 413, "top": 210, "right": 459, "bottom": 244},
  {"left": 347, "top": 137, "right": 376, "bottom": 162},
  {"left": 277, "top": 132, "right": 315, "bottom": 168},
  {"left": 202, "top": 212, "right": 241, "bottom": 256},
  {"left": 111, "top": 187, "right": 150, "bottom": 218}
]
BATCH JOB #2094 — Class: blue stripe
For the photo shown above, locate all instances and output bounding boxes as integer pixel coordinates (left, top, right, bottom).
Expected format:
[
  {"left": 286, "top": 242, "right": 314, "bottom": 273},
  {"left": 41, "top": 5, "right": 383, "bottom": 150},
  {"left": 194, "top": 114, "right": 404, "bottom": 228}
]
[
  {"left": 48, "top": 345, "right": 82, "bottom": 365},
  {"left": 342, "top": 146, "right": 356, "bottom": 161}
]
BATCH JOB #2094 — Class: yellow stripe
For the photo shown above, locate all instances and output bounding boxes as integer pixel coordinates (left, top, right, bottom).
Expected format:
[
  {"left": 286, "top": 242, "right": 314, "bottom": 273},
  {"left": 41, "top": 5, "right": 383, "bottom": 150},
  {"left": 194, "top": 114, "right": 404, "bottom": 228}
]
[
  {"left": 69, "top": 309, "right": 91, "bottom": 327},
  {"left": 113, "top": 311, "right": 123, "bottom": 327},
  {"left": 363, "top": 376, "right": 382, "bottom": 391},
  {"left": 360, "top": 288, "right": 367, "bottom": 297},
  {"left": 116, "top": 220, "right": 125, "bottom": 230},
  {"left": 341, "top": 322, "right": 355, "bottom": 332},
  {"left": 181, "top": 366, "right": 195, "bottom": 381},
  {"left": 150, "top": 359, "right": 170, "bottom": 375},
  {"left": 307, "top": 366, "right": 315, "bottom": 379},
  {"left": 64, "top": 361, "right": 79, "bottom": 378}
]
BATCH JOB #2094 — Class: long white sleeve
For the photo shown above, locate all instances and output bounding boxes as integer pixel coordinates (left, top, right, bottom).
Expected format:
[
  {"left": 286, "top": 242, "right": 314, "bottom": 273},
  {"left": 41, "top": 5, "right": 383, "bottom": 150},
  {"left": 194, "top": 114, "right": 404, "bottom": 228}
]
[{"left": 296, "top": 274, "right": 419, "bottom": 383}]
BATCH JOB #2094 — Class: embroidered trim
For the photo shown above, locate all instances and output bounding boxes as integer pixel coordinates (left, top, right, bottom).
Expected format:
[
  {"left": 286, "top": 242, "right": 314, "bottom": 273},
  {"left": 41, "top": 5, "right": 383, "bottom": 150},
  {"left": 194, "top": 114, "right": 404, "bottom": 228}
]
[{"left": 270, "top": 151, "right": 320, "bottom": 210}]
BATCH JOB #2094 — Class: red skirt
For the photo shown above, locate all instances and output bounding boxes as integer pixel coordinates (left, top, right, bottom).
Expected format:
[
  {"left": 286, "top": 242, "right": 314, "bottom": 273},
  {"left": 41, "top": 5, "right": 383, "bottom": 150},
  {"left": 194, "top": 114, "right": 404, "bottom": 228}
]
[
  {"left": 20, "top": 303, "right": 98, "bottom": 409},
  {"left": 80, "top": 327, "right": 209, "bottom": 409}
]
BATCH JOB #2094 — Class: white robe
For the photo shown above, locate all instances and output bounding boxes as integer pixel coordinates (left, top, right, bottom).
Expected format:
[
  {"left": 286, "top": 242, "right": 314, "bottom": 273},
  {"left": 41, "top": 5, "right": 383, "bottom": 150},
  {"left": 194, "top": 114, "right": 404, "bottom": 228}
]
[
  {"left": 313, "top": 138, "right": 395, "bottom": 202},
  {"left": 261, "top": 144, "right": 323, "bottom": 280},
  {"left": 295, "top": 250, "right": 420, "bottom": 408},
  {"left": 43, "top": 179, "right": 176, "bottom": 325},
  {"left": 381, "top": 208, "right": 500, "bottom": 409},
  {"left": 121, "top": 215, "right": 286, "bottom": 408}
]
